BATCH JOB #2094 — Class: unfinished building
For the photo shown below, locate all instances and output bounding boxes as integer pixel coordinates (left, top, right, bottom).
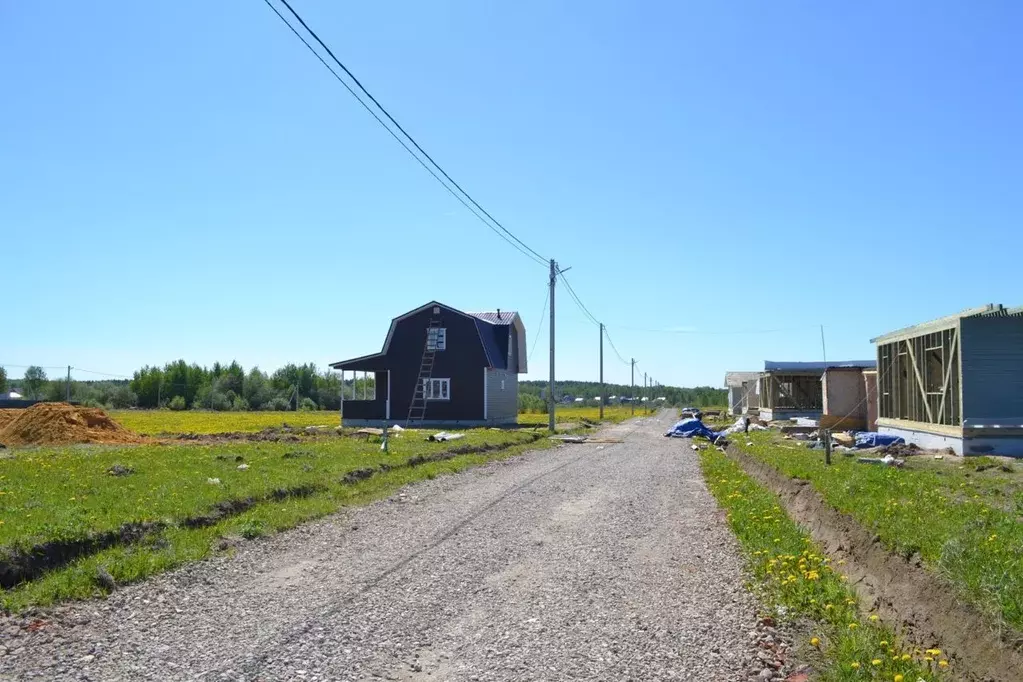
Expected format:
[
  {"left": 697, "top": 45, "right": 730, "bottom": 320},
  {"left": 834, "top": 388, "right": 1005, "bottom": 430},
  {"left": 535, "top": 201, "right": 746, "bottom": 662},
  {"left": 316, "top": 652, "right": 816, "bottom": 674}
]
[
  {"left": 871, "top": 304, "right": 1023, "bottom": 456},
  {"left": 724, "top": 371, "right": 760, "bottom": 415},
  {"left": 759, "top": 360, "right": 875, "bottom": 422}
]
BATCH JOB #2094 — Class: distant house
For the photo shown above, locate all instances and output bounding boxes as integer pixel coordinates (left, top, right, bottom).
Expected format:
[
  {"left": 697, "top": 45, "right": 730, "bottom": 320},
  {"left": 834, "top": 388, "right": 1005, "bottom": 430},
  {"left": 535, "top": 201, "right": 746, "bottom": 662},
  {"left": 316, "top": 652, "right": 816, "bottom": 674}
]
[
  {"left": 759, "top": 360, "right": 876, "bottom": 422},
  {"left": 724, "top": 372, "right": 760, "bottom": 416},
  {"left": 1, "top": 391, "right": 22, "bottom": 400},
  {"left": 871, "top": 304, "right": 1023, "bottom": 456},
  {"left": 330, "top": 301, "right": 526, "bottom": 427}
]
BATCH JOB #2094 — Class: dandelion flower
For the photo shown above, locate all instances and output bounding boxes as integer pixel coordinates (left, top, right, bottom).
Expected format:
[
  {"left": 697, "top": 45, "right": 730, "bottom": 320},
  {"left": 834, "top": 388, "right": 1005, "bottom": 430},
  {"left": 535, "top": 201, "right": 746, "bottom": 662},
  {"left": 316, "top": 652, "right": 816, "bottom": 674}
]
[
  {"left": 810, "top": 637, "right": 820, "bottom": 647},
  {"left": 849, "top": 623, "right": 859, "bottom": 630},
  {"left": 869, "top": 614, "right": 879, "bottom": 622},
  {"left": 939, "top": 660, "right": 949, "bottom": 668},
  {"left": 850, "top": 662, "right": 860, "bottom": 669},
  {"left": 871, "top": 659, "right": 882, "bottom": 666},
  {"left": 895, "top": 676, "right": 904, "bottom": 682}
]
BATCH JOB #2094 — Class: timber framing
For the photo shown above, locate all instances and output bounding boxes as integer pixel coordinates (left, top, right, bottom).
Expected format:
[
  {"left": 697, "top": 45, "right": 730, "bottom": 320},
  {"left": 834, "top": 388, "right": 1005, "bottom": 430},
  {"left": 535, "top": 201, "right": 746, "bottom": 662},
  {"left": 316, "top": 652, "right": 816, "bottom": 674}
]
[{"left": 876, "top": 326, "right": 961, "bottom": 428}]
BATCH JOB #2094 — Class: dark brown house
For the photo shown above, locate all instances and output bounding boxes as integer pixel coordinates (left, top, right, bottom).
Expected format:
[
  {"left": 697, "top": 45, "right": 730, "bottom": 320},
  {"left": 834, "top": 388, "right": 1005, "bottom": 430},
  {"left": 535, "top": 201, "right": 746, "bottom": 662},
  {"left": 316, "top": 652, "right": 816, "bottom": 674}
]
[{"left": 330, "top": 301, "right": 527, "bottom": 427}]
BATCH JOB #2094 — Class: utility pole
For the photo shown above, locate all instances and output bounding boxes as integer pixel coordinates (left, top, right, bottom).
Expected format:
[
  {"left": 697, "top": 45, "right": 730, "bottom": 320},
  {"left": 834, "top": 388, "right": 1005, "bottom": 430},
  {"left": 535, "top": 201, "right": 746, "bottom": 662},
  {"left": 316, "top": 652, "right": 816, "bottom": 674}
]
[
  {"left": 630, "top": 358, "right": 636, "bottom": 416},
  {"left": 548, "top": 258, "right": 557, "bottom": 433},
  {"left": 66, "top": 366, "right": 71, "bottom": 402},
  {"left": 599, "top": 323, "right": 604, "bottom": 421}
]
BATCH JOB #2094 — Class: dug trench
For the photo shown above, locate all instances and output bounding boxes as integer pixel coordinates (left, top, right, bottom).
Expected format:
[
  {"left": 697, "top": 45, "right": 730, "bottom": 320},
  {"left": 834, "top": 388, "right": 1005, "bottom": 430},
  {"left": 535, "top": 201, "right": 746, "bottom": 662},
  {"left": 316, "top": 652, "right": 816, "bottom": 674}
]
[
  {"left": 0, "top": 433, "right": 543, "bottom": 595},
  {"left": 723, "top": 443, "right": 1023, "bottom": 682}
]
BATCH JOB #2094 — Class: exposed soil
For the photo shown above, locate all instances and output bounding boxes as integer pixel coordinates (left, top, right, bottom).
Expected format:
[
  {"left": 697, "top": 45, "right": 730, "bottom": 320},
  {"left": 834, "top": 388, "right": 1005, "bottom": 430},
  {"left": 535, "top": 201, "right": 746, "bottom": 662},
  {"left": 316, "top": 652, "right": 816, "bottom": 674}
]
[
  {"left": 161, "top": 427, "right": 306, "bottom": 444},
  {"left": 0, "top": 409, "right": 20, "bottom": 430},
  {"left": 0, "top": 403, "right": 144, "bottom": 447},
  {"left": 725, "top": 444, "right": 1023, "bottom": 682}
]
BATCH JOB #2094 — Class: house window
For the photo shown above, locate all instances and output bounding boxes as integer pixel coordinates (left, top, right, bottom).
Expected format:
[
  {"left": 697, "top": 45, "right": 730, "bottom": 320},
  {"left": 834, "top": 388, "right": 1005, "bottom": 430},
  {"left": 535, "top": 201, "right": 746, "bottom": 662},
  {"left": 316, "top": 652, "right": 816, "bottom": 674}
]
[
  {"left": 427, "top": 327, "right": 447, "bottom": 350},
  {"left": 422, "top": 378, "right": 450, "bottom": 400}
]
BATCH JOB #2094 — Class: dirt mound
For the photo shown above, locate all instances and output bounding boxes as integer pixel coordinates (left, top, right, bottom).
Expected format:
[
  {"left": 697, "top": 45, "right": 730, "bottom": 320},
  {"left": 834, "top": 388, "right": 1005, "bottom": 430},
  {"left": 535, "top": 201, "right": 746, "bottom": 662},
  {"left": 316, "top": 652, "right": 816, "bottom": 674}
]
[
  {"left": 0, "top": 409, "right": 20, "bottom": 430},
  {"left": 0, "top": 403, "right": 144, "bottom": 447}
]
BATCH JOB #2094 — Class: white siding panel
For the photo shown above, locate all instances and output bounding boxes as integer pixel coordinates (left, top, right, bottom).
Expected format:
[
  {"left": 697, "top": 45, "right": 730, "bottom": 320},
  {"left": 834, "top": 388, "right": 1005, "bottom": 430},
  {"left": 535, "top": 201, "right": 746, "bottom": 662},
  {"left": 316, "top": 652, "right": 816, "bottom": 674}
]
[{"left": 485, "top": 369, "right": 518, "bottom": 424}]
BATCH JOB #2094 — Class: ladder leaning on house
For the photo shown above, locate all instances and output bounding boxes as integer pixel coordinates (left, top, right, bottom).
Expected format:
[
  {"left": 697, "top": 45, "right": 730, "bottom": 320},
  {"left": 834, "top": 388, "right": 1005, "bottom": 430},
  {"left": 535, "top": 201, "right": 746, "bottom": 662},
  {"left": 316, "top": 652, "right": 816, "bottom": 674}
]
[{"left": 406, "top": 316, "right": 444, "bottom": 427}]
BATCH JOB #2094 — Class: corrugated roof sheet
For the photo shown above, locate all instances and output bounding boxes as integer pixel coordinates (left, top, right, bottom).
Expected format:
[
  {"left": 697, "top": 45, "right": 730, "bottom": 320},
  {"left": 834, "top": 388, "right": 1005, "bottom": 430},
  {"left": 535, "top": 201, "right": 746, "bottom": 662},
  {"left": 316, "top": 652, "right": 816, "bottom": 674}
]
[
  {"left": 871, "top": 303, "right": 1023, "bottom": 344},
  {"left": 764, "top": 360, "right": 876, "bottom": 372},
  {"left": 468, "top": 311, "right": 518, "bottom": 325}
]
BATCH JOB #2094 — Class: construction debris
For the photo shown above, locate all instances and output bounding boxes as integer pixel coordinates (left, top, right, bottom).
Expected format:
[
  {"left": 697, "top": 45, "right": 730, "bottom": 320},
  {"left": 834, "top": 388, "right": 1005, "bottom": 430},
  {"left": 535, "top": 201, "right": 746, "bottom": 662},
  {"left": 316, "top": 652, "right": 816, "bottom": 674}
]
[
  {"left": 428, "top": 432, "right": 465, "bottom": 442},
  {"left": 856, "top": 454, "right": 905, "bottom": 468}
]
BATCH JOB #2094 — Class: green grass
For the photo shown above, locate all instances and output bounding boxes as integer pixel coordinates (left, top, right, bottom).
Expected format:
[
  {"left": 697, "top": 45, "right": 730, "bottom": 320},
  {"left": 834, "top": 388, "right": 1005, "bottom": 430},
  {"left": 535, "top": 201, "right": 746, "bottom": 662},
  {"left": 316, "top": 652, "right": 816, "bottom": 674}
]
[
  {"left": 699, "top": 447, "right": 948, "bottom": 681},
  {"left": 0, "top": 429, "right": 546, "bottom": 610},
  {"left": 110, "top": 410, "right": 339, "bottom": 435},
  {"left": 114, "top": 407, "right": 645, "bottom": 434},
  {"left": 517, "top": 404, "right": 652, "bottom": 426},
  {"left": 737, "top": 432, "right": 1023, "bottom": 638}
]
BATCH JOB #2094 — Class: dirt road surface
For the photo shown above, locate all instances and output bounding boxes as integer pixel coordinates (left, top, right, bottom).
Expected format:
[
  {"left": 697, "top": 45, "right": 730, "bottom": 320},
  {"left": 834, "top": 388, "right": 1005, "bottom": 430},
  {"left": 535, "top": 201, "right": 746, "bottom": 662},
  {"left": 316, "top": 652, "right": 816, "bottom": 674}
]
[{"left": 2, "top": 412, "right": 777, "bottom": 681}]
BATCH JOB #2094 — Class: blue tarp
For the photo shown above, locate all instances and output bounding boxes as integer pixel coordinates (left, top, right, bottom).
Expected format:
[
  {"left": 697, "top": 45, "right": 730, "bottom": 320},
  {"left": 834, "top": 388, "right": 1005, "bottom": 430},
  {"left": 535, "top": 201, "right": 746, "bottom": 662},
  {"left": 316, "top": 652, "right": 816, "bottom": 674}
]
[
  {"left": 665, "top": 418, "right": 722, "bottom": 440},
  {"left": 854, "top": 432, "right": 905, "bottom": 449}
]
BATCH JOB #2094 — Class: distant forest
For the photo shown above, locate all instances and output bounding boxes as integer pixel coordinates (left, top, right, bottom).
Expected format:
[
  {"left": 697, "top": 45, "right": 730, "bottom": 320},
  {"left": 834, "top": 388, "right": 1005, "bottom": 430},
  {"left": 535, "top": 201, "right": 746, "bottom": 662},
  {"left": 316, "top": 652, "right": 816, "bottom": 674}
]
[
  {"left": 519, "top": 380, "right": 726, "bottom": 410},
  {"left": 1, "top": 363, "right": 725, "bottom": 412}
]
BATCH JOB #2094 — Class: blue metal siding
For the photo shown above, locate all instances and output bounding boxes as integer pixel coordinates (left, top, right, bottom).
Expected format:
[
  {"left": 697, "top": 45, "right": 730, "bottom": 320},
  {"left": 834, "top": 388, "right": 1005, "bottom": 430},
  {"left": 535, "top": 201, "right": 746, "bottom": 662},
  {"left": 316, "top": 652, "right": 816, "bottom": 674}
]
[{"left": 960, "top": 317, "right": 1023, "bottom": 422}]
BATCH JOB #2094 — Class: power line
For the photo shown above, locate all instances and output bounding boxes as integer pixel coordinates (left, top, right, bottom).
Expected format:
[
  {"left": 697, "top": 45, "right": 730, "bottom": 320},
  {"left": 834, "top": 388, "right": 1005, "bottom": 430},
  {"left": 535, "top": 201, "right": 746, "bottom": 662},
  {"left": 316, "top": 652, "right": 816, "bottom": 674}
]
[
  {"left": 263, "top": 0, "right": 547, "bottom": 267},
  {"left": 557, "top": 272, "right": 600, "bottom": 327},
  {"left": 528, "top": 287, "right": 549, "bottom": 363},
  {"left": 602, "top": 327, "right": 630, "bottom": 366},
  {"left": 614, "top": 323, "right": 818, "bottom": 335}
]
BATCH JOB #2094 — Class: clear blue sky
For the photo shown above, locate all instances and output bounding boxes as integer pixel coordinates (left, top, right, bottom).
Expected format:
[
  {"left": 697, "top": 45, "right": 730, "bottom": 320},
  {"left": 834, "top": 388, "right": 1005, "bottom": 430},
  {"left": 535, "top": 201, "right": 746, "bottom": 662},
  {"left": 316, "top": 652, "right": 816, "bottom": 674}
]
[{"left": 3, "top": 1, "right": 1021, "bottom": 388}]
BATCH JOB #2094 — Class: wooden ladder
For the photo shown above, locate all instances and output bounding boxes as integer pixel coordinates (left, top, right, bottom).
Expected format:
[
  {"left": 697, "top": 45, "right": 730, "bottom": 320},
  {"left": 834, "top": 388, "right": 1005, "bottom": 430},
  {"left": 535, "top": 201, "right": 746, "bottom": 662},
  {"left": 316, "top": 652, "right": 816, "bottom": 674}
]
[{"left": 406, "top": 316, "right": 443, "bottom": 427}]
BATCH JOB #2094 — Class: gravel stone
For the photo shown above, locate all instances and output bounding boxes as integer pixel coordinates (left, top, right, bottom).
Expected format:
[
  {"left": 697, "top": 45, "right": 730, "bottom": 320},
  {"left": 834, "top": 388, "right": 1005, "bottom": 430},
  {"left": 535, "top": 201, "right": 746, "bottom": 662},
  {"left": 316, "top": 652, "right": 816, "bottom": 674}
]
[{"left": 0, "top": 412, "right": 784, "bottom": 680}]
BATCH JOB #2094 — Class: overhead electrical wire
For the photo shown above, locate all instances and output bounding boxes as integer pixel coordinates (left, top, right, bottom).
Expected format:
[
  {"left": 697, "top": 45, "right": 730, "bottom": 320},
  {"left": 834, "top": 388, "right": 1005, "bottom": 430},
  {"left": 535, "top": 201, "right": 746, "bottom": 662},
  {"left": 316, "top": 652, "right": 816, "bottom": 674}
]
[
  {"left": 263, "top": 0, "right": 547, "bottom": 267},
  {"left": 602, "top": 327, "right": 630, "bottom": 366},
  {"left": 528, "top": 287, "right": 549, "bottom": 363}
]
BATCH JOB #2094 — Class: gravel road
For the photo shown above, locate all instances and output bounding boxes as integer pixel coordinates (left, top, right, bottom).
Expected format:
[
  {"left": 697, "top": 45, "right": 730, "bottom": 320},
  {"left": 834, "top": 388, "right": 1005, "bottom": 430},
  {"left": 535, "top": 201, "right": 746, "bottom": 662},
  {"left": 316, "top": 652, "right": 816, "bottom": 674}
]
[{"left": 2, "top": 411, "right": 790, "bottom": 681}]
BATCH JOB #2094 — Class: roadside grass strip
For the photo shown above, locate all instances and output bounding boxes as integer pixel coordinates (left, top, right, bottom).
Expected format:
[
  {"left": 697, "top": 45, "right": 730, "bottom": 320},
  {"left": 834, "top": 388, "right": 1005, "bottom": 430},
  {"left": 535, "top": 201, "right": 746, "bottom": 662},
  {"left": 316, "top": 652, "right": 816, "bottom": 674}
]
[
  {"left": 699, "top": 447, "right": 947, "bottom": 681},
  {"left": 738, "top": 433, "right": 1023, "bottom": 637},
  {"left": 0, "top": 430, "right": 545, "bottom": 611}
]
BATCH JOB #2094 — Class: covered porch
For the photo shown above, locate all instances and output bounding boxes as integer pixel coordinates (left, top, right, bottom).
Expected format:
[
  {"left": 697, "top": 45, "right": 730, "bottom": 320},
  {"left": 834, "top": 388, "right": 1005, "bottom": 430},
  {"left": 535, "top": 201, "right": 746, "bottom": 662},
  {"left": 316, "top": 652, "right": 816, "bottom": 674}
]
[{"left": 331, "top": 353, "right": 391, "bottom": 425}]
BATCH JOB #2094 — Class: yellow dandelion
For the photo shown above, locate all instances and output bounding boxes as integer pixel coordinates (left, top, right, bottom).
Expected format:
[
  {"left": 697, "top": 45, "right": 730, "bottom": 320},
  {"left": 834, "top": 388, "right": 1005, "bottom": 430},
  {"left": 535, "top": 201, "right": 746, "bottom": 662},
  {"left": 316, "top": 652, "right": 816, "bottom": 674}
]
[
  {"left": 895, "top": 675, "right": 904, "bottom": 682},
  {"left": 849, "top": 623, "right": 858, "bottom": 630},
  {"left": 850, "top": 662, "right": 860, "bottom": 669},
  {"left": 810, "top": 637, "right": 820, "bottom": 647},
  {"left": 939, "top": 660, "right": 949, "bottom": 668},
  {"left": 871, "top": 659, "right": 882, "bottom": 666},
  {"left": 869, "top": 614, "right": 880, "bottom": 622}
]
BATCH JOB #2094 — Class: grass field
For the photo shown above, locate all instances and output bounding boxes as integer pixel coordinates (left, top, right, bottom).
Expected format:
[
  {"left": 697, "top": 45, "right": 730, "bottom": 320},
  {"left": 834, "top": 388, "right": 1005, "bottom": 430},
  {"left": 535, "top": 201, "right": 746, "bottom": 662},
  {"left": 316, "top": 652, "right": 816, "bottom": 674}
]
[
  {"left": 517, "top": 404, "right": 654, "bottom": 426},
  {"left": 736, "top": 432, "right": 1023, "bottom": 637},
  {"left": 111, "top": 405, "right": 649, "bottom": 435},
  {"left": 0, "top": 429, "right": 545, "bottom": 611},
  {"left": 700, "top": 446, "right": 945, "bottom": 681},
  {"left": 110, "top": 410, "right": 339, "bottom": 435}
]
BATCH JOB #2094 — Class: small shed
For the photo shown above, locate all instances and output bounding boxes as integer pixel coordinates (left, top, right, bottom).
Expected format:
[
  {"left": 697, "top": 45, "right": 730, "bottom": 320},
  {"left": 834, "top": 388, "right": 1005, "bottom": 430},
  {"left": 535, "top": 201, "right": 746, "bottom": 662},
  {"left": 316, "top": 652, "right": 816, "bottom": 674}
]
[
  {"left": 724, "top": 372, "right": 760, "bottom": 415},
  {"left": 871, "top": 303, "right": 1023, "bottom": 456},
  {"left": 759, "top": 360, "right": 875, "bottom": 422}
]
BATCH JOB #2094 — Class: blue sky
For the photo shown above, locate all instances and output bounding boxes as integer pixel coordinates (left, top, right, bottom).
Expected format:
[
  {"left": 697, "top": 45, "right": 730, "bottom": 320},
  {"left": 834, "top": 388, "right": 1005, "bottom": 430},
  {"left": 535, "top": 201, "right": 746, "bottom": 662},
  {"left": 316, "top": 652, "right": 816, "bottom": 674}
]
[{"left": 3, "top": 1, "right": 1021, "bottom": 388}]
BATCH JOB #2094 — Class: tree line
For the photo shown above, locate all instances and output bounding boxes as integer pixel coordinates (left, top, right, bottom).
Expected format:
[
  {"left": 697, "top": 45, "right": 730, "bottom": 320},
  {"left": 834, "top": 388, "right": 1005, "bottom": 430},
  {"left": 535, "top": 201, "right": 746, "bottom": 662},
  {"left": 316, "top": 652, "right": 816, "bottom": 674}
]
[
  {"left": 2, "top": 364, "right": 724, "bottom": 413},
  {"left": 0, "top": 362, "right": 373, "bottom": 412},
  {"left": 517, "top": 380, "right": 726, "bottom": 412}
]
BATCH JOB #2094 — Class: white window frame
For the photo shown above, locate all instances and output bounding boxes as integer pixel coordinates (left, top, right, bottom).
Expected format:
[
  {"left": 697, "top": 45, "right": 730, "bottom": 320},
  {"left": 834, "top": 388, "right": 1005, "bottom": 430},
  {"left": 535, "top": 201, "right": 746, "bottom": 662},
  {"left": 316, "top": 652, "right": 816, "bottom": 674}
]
[
  {"left": 422, "top": 377, "right": 451, "bottom": 401},
  {"left": 427, "top": 327, "right": 447, "bottom": 351}
]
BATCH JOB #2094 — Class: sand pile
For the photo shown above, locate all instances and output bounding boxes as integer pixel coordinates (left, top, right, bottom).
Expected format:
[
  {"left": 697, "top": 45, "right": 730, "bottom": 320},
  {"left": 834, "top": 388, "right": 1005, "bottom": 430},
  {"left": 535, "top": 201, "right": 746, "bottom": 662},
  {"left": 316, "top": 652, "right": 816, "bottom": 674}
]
[
  {"left": 0, "top": 409, "right": 19, "bottom": 430},
  {"left": 0, "top": 403, "right": 144, "bottom": 447}
]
